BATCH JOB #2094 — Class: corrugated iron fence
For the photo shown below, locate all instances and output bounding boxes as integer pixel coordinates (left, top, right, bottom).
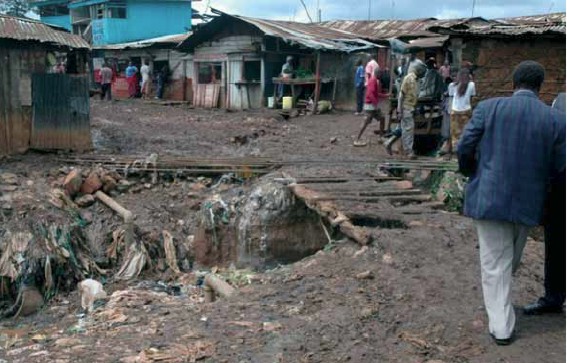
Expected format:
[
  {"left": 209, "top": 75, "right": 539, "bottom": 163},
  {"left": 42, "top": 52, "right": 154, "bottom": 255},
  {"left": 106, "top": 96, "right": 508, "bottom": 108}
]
[
  {"left": 0, "top": 72, "right": 91, "bottom": 155},
  {"left": 31, "top": 74, "right": 91, "bottom": 151}
]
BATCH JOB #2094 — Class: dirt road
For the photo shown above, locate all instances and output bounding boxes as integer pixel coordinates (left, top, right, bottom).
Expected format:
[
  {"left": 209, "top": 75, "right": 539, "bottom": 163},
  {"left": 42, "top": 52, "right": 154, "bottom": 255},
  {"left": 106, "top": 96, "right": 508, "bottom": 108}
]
[{"left": 0, "top": 99, "right": 563, "bottom": 362}]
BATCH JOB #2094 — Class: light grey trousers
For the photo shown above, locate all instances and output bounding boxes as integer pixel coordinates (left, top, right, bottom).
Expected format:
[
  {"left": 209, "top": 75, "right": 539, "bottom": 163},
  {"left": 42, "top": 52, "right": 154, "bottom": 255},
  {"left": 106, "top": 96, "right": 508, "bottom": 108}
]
[
  {"left": 401, "top": 108, "right": 415, "bottom": 155},
  {"left": 475, "top": 219, "right": 529, "bottom": 339}
]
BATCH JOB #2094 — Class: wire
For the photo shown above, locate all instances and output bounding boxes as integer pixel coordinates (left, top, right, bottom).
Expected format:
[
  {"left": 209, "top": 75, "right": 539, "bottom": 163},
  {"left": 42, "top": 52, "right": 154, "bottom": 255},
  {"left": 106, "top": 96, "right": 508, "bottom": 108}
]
[{"left": 299, "top": 0, "right": 313, "bottom": 23}]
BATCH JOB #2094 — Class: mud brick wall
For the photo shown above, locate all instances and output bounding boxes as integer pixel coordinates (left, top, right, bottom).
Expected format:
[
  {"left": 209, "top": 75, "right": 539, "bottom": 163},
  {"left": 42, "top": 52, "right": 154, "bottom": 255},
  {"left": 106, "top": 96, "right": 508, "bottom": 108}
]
[{"left": 462, "top": 38, "right": 566, "bottom": 105}]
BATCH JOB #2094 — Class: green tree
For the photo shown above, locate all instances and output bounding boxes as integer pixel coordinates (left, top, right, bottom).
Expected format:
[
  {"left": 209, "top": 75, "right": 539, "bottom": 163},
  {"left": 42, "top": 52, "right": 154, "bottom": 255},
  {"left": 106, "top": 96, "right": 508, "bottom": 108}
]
[{"left": 0, "top": 0, "right": 33, "bottom": 17}]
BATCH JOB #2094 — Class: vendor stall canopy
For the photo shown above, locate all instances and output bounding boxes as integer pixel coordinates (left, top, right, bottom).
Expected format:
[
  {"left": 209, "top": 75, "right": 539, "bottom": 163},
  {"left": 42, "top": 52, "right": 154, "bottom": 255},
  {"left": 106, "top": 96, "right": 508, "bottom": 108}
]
[{"left": 179, "top": 9, "right": 383, "bottom": 53}]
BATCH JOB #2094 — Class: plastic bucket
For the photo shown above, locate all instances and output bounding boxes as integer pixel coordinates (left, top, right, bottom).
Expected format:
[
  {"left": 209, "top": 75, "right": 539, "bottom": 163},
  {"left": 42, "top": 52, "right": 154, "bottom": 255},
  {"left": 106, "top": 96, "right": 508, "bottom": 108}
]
[
  {"left": 267, "top": 96, "right": 274, "bottom": 108},
  {"left": 282, "top": 96, "right": 293, "bottom": 110}
]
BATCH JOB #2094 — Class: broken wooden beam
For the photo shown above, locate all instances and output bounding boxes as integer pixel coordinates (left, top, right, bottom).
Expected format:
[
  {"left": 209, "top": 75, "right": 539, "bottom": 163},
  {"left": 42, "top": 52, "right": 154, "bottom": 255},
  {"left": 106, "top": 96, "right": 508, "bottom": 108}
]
[{"left": 288, "top": 184, "right": 371, "bottom": 245}]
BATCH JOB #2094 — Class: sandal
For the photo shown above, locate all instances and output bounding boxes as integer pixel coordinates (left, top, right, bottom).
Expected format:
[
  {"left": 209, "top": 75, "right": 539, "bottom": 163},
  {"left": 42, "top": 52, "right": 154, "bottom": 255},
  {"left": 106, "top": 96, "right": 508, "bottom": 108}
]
[{"left": 353, "top": 140, "right": 368, "bottom": 147}]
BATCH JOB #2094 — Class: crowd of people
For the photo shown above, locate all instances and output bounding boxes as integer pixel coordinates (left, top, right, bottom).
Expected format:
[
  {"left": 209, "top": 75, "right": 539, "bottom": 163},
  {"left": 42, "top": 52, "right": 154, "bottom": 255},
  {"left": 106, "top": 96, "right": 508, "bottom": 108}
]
[
  {"left": 97, "top": 60, "right": 169, "bottom": 101},
  {"left": 353, "top": 55, "right": 565, "bottom": 346}
]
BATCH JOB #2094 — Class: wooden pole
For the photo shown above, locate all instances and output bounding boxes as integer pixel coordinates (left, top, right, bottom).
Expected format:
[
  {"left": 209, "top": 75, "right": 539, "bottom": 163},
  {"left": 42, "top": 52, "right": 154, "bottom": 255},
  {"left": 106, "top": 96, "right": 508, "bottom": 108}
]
[{"left": 313, "top": 51, "right": 321, "bottom": 115}]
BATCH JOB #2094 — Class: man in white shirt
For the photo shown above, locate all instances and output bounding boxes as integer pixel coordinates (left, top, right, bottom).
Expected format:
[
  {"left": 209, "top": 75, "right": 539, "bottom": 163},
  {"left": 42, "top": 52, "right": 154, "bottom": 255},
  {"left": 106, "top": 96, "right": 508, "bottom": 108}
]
[{"left": 140, "top": 61, "right": 151, "bottom": 99}]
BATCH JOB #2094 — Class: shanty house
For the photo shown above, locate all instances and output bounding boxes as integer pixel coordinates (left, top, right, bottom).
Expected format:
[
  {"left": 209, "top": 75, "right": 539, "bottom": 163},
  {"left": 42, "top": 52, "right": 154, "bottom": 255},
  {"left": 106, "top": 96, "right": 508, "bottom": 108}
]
[
  {"left": 93, "top": 33, "right": 191, "bottom": 100},
  {"left": 0, "top": 15, "right": 91, "bottom": 156},
  {"left": 321, "top": 17, "right": 493, "bottom": 70},
  {"left": 178, "top": 11, "right": 379, "bottom": 110},
  {"left": 430, "top": 13, "right": 566, "bottom": 104}
]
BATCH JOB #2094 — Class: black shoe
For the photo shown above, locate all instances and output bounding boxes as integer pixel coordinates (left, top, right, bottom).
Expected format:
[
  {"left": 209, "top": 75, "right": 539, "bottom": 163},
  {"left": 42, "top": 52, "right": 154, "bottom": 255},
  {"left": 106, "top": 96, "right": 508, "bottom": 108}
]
[
  {"left": 490, "top": 333, "right": 513, "bottom": 346},
  {"left": 523, "top": 299, "right": 564, "bottom": 315}
]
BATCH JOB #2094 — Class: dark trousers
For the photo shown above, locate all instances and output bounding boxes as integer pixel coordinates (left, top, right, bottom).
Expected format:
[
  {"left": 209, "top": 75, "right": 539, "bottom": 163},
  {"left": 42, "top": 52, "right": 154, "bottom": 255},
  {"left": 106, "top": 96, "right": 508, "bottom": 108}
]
[
  {"left": 101, "top": 83, "right": 112, "bottom": 100},
  {"left": 543, "top": 179, "right": 566, "bottom": 305},
  {"left": 157, "top": 80, "right": 165, "bottom": 99},
  {"left": 356, "top": 85, "right": 365, "bottom": 113}
]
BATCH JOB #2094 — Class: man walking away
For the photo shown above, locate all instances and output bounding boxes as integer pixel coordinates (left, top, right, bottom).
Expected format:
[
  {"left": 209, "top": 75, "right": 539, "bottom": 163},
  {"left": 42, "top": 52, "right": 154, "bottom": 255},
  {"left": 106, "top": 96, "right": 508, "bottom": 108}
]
[
  {"left": 100, "top": 63, "right": 113, "bottom": 101},
  {"left": 392, "top": 60, "right": 427, "bottom": 159},
  {"left": 354, "top": 68, "right": 389, "bottom": 146},
  {"left": 458, "top": 61, "right": 566, "bottom": 345},
  {"left": 524, "top": 91, "right": 566, "bottom": 315},
  {"left": 354, "top": 59, "right": 365, "bottom": 115}
]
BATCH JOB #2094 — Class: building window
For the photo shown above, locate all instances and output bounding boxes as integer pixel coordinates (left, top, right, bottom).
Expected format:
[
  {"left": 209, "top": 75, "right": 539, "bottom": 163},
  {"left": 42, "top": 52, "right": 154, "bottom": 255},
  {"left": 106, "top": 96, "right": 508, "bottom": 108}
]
[
  {"left": 107, "top": 7, "right": 126, "bottom": 19},
  {"left": 40, "top": 5, "right": 69, "bottom": 17},
  {"left": 198, "top": 63, "right": 222, "bottom": 84},
  {"left": 106, "top": 0, "right": 127, "bottom": 18},
  {"left": 244, "top": 61, "right": 261, "bottom": 82}
]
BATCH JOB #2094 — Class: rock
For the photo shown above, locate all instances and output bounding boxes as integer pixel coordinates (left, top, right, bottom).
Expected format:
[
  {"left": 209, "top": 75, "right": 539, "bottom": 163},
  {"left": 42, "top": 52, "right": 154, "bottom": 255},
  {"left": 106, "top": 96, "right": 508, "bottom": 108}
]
[
  {"left": 356, "top": 270, "right": 375, "bottom": 280},
  {"left": 1, "top": 203, "right": 13, "bottom": 211},
  {"left": 75, "top": 194, "right": 95, "bottom": 208},
  {"left": 408, "top": 220, "right": 424, "bottom": 227},
  {"left": 0, "top": 172, "right": 18, "bottom": 185},
  {"left": 382, "top": 253, "right": 393, "bottom": 265},
  {"left": 116, "top": 179, "right": 132, "bottom": 193},
  {"left": 394, "top": 180, "right": 413, "bottom": 190},
  {"left": 194, "top": 179, "right": 328, "bottom": 268},
  {"left": 330, "top": 137, "right": 338, "bottom": 144},
  {"left": 63, "top": 169, "right": 82, "bottom": 197},
  {"left": 31, "top": 334, "right": 48, "bottom": 343},
  {"left": 0, "top": 185, "right": 17, "bottom": 192},
  {"left": 80, "top": 172, "right": 102, "bottom": 194},
  {"left": 101, "top": 175, "right": 118, "bottom": 193},
  {"left": 262, "top": 321, "right": 283, "bottom": 332},
  {"left": 55, "top": 338, "right": 82, "bottom": 347}
]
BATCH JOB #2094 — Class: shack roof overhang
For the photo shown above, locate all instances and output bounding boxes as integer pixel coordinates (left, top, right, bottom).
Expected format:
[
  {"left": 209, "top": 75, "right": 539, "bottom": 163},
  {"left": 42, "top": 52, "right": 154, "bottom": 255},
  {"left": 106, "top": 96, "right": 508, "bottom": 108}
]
[
  {"left": 0, "top": 14, "right": 90, "bottom": 49},
  {"left": 178, "top": 11, "right": 382, "bottom": 53},
  {"left": 428, "top": 24, "right": 566, "bottom": 39},
  {"left": 93, "top": 33, "right": 190, "bottom": 50},
  {"left": 30, "top": 0, "right": 69, "bottom": 7}
]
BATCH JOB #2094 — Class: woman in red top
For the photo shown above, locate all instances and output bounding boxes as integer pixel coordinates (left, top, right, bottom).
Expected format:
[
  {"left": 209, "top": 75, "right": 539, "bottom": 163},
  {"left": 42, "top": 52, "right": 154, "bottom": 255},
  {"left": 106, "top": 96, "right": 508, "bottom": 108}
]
[{"left": 354, "top": 68, "right": 389, "bottom": 146}]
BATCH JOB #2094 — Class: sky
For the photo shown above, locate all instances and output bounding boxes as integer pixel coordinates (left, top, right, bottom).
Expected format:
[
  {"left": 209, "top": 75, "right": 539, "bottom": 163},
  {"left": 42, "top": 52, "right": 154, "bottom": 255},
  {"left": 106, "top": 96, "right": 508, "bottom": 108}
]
[{"left": 193, "top": 0, "right": 566, "bottom": 22}]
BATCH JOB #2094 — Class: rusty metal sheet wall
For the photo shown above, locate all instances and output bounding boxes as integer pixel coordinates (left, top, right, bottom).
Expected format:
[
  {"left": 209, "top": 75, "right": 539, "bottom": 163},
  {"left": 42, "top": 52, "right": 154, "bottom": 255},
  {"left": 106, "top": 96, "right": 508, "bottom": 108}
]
[
  {"left": 0, "top": 47, "right": 44, "bottom": 155},
  {"left": 31, "top": 74, "right": 91, "bottom": 151}
]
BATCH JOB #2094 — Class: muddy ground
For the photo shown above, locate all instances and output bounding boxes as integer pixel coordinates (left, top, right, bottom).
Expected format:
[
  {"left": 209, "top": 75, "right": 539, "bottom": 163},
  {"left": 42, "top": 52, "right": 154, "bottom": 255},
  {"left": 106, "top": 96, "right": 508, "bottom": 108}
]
[{"left": 0, "top": 99, "right": 564, "bottom": 363}]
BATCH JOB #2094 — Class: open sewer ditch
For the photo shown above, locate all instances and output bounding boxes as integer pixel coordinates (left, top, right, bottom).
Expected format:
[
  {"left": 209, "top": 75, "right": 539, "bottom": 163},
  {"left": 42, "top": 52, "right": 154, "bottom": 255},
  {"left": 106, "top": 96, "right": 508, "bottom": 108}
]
[{"left": 0, "top": 166, "right": 447, "bottom": 319}]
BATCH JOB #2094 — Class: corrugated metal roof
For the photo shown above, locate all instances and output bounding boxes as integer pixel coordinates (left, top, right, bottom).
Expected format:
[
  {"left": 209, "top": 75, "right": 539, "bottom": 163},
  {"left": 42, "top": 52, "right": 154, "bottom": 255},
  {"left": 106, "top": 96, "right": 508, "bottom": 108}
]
[
  {"left": 320, "top": 17, "right": 492, "bottom": 41},
  {"left": 429, "top": 17, "right": 565, "bottom": 37},
  {"left": 0, "top": 14, "right": 90, "bottom": 49},
  {"left": 180, "top": 11, "right": 381, "bottom": 52},
  {"left": 94, "top": 33, "right": 190, "bottom": 50},
  {"left": 499, "top": 12, "right": 565, "bottom": 24},
  {"left": 234, "top": 15, "right": 380, "bottom": 51}
]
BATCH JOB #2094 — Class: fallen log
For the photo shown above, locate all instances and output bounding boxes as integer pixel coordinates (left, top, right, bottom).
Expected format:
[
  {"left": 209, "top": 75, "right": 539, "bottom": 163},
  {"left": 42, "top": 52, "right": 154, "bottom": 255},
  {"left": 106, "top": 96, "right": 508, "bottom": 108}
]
[{"left": 204, "top": 274, "right": 235, "bottom": 299}]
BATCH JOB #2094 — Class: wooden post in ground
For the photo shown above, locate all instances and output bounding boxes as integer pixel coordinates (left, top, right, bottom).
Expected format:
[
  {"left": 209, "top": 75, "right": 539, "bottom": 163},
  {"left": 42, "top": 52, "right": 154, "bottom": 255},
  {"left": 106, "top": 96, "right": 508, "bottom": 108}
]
[{"left": 313, "top": 51, "right": 321, "bottom": 115}]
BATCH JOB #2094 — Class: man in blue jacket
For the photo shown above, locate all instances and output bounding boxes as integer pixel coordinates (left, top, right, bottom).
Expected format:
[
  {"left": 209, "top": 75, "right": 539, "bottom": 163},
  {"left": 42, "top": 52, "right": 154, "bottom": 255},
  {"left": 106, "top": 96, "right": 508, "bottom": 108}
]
[{"left": 458, "top": 61, "right": 566, "bottom": 345}]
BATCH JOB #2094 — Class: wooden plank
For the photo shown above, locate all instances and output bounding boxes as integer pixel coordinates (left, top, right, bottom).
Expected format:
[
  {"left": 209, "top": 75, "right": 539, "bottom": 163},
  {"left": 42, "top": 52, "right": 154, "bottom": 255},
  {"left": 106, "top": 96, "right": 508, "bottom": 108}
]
[{"left": 289, "top": 184, "right": 371, "bottom": 245}]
